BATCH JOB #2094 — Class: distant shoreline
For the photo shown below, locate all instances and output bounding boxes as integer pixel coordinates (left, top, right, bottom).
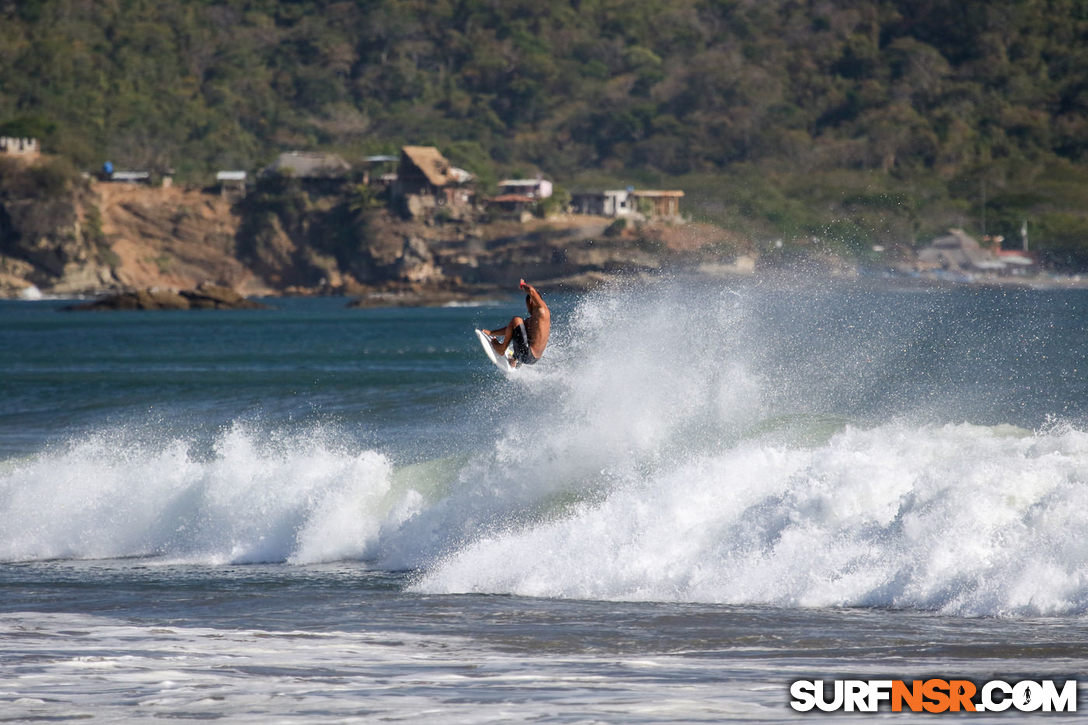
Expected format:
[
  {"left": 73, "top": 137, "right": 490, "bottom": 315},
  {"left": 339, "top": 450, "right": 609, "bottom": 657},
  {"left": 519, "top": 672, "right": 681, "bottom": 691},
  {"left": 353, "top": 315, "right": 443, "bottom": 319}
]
[{"left": 16, "top": 265, "right": 1088, "bottom": 311}]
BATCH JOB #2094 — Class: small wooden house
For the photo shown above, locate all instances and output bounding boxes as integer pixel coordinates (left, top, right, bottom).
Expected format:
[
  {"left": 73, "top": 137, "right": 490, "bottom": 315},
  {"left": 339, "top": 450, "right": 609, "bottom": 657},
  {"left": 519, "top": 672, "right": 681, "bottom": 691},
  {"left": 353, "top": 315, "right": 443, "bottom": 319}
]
[
  {"left": 631, "top": 190, "right": 684, "bottom": 219},
  {"left": 486, "top": 193, "right": 535, "bottom": 222}
]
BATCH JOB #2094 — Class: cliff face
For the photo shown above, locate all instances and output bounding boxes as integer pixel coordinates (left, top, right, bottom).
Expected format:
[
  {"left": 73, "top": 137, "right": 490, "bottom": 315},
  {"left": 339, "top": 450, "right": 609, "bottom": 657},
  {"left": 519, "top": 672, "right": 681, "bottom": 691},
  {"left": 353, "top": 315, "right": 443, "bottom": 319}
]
[
  {"left": 95, "top": 183, "right": 265, "bottom": 294},
  {"left": 0, "top": 164, "right": 264, "bottom": 297},
  {"left": 0, "top": 180, "right": 113, "bottom": 296}
]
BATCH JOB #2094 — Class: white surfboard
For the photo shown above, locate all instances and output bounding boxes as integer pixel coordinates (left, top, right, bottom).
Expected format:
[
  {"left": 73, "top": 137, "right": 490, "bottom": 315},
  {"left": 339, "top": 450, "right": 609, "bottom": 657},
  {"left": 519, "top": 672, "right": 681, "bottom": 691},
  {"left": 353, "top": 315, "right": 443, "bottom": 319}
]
[{"left": 475, "top": 329, "right": 516, "bottom": 374}]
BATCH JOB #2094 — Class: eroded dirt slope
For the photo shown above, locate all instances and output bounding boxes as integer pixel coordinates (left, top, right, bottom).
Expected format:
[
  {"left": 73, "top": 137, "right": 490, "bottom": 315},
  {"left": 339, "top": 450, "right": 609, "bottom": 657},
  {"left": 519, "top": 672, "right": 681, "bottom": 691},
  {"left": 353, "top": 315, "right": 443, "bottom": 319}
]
[{"left": 96, "top": 183, "right": 270, "bottom": 295}]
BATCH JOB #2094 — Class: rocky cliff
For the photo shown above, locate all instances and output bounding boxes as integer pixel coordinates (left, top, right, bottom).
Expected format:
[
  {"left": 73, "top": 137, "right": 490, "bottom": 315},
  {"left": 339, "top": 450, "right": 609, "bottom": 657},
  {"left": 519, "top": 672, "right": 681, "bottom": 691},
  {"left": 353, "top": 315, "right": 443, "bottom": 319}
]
[
  {"left": 95, "top": 183, "right": 263, "bottom": 295},
  {"left": 0, "top": 158, "right": 112, "bottom": 296},
  {"left": 0, "top": 158, "right": 263, "bottom": 298},
  {"left": 0, "top": 159, "right": 756, "bottom": 302}
]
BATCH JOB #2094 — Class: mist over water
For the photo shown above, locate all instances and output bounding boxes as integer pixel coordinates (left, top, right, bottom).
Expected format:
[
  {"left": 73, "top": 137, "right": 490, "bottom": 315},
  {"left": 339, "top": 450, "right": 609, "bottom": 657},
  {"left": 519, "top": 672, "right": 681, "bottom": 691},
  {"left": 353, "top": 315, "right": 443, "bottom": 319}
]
[{"left": 3, "top": 279, "right": 1088, "bottom": 617}]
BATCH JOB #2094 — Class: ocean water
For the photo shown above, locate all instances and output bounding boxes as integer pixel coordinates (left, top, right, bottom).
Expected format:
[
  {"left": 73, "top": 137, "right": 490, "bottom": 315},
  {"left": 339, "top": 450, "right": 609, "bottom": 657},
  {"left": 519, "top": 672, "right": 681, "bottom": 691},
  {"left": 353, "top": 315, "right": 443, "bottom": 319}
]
[{"left": 2, "top": 278, "right": 1088, "bottom": 722}]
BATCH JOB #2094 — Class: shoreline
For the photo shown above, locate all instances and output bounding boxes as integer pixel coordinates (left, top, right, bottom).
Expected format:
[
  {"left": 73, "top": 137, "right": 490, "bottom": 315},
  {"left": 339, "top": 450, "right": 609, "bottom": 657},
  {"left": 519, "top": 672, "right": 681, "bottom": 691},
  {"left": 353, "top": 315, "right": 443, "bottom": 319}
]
[
  {"left": 5, "top": 173, "right": 1085, "bottom": 304},
  {"left": 13, "top": 266, "right": 1088, "bottom": 309}
]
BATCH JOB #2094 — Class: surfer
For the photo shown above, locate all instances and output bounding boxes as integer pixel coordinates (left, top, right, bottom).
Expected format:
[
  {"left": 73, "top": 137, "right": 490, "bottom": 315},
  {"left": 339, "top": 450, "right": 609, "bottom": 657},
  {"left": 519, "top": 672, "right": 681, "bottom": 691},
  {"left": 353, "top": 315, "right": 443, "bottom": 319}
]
[{"left": 482, "top": 279, "right": 551, "bottom": 368}]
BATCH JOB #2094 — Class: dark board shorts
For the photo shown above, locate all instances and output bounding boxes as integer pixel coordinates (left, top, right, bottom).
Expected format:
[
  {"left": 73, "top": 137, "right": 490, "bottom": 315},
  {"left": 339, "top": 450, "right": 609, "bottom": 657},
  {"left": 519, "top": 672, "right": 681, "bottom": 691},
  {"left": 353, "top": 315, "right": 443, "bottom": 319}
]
[{"left": 511, "top": 322, "right": 537, "bottom": 365}]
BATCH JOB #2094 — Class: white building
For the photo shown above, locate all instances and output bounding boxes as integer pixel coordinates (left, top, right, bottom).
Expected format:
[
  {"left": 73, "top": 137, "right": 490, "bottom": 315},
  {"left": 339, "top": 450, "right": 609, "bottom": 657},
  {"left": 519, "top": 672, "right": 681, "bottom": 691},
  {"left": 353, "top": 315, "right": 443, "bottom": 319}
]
[
  {"left": 0, "top": 137, "right": 40, "bottom": 159},
  {"left": 497, "top": 178, "right": 553, "bottom": 199},
  {"left": 216, "top": 170, "right": 247, "bottom": 197},
  {"left": 571, "top": 189, "right": 637, "bottom": 217}
]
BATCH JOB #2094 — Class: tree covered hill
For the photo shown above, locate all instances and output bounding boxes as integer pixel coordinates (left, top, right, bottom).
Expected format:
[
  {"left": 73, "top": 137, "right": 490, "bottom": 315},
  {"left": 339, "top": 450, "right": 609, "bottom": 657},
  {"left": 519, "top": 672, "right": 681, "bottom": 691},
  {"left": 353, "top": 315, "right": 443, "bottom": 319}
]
[{"left": 3, "top": 0, "right": 1088, "bottom": 264}]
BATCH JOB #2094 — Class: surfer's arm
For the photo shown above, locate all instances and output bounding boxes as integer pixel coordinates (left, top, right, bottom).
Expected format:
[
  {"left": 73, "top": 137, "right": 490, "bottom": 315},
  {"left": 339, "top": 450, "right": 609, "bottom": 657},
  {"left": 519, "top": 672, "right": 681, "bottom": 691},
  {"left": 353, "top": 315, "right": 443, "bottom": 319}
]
[{"left": 520, "top": 280, "right": 546, "bottom": 310}]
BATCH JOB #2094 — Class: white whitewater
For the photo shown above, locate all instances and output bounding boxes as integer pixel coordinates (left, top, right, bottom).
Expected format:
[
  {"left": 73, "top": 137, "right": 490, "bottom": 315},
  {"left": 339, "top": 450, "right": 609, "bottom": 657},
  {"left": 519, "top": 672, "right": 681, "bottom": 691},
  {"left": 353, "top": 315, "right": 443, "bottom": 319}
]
[{"left": 3, "top": 280, "right": 1087, "bottom": 616}]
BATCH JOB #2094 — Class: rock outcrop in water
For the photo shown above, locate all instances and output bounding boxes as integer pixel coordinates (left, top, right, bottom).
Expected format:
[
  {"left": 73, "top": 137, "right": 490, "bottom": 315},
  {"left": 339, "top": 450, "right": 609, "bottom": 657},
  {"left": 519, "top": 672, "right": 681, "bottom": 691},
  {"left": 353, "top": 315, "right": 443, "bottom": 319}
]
[{"left": 66, "top": 282, "right": 269, "bottom": 311}]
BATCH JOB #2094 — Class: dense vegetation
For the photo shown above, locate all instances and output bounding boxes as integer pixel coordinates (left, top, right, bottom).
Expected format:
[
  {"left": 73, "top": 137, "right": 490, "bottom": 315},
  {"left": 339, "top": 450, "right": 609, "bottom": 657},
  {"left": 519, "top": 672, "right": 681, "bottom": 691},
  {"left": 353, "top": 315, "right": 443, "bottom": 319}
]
[{"left": 3, "top": 0, "right": 1088, "bottom": 264}]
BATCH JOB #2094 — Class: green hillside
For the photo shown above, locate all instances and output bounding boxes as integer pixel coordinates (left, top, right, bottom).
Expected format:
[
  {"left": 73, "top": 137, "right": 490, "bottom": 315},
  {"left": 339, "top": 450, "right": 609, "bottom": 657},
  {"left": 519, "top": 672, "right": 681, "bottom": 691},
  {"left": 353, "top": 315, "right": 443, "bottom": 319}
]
[{"left": 3, "top": 0, "right": 1088, "bottom": 264}]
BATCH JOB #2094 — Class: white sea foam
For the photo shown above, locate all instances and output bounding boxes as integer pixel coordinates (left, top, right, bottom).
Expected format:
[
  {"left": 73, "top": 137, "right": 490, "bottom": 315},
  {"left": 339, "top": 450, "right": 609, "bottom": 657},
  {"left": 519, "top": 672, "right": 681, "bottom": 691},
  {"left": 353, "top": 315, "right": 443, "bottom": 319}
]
[
  {"left": 0, "top": 424, "right": 415, "bottom": 565},
  {"left": 0, "top": 611, "right": 790, "bottom": 723},
  {"left": 415, "top": 420, "right": 1088, "bottom": 616},
  {"left": 407, "top": 280, "right": 1088, "bottom": 616}
]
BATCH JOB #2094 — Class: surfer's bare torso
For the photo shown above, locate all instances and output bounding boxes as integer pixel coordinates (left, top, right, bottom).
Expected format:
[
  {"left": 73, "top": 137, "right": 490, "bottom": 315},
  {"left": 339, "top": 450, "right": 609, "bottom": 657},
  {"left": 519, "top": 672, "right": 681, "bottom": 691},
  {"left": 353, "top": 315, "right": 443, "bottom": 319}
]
[{"left": 523, "top": 290, "right": 550, "bottom": 359}]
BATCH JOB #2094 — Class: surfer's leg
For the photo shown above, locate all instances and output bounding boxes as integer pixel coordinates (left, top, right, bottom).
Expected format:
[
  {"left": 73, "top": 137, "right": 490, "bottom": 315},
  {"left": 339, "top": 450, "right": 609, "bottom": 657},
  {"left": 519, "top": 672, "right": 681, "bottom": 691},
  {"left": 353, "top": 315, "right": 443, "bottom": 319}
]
[
  {"left": 509, "top": 322, "right": 535, "bottom": 364},
  {"left": 481, "top": 325, "right": 500, "bottom": 342},
  {"left": 487, "top": 317, "right": 523, "bottom": 355},
  {"left": 481, "top": 322, "right": 508, "bottom": 341}
]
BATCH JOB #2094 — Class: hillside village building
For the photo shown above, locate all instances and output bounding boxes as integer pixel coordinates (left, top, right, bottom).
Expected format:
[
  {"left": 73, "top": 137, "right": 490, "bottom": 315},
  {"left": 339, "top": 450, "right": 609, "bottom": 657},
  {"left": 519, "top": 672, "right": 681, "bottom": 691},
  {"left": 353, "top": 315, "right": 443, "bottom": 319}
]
[
  {"left": 109, "top": 171, "right": 152, "bottom": 184},
  {"left": 917, "top": 228, "right": 1035, "bottom": 274},
  {"left": 0, "top": 137, "right": 40, "bottom": 159},
  {"left": 571, "top": 190, "right": 637, "bottom": 217},
  {"left": 216, "top": 170, "right": 247, "bottom": 198},
  {"left": 266, "top": 151, "right": 351, "bottom": 193},
  {"left": 269, "top": 151, "right": 351, "bottom": 178},
  {"left": 571, "top": 188, "right": 684, "bottom": 219},
  {"left": 486, "top": 193, "right": 536, "bottom": 221},
  {"left": 394, "top": 146, "right": 474, "bottom": 213},
  {"left": 98, "top": 162, "right": 154, "bottom": 184},
  {"left": 360, "top": 154, "right": 398, "bottom": 186},
  {"left": 498, "top": 178, "right": 553, "bottom": 199},
  {"left": 631, "top": 190, "right": 684, "bottom": 219}
]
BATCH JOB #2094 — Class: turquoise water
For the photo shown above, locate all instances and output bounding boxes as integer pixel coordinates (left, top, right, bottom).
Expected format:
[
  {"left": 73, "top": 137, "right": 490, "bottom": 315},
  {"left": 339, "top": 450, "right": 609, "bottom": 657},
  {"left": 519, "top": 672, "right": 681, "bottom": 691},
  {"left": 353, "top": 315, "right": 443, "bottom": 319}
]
[
  {"left": 1, "top": 297, "right": 520, "bottom": 459},
  {"left": 2, "top": 279, "right": 1088, "bottom": 721}
]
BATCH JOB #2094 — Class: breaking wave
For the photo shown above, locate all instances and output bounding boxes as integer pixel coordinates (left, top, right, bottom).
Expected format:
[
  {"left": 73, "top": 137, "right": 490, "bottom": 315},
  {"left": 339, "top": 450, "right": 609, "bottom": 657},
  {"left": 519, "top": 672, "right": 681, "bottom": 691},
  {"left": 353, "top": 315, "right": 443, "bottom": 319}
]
[{"left": 4, "top": 278, "right": 1088, "bottom": 616}]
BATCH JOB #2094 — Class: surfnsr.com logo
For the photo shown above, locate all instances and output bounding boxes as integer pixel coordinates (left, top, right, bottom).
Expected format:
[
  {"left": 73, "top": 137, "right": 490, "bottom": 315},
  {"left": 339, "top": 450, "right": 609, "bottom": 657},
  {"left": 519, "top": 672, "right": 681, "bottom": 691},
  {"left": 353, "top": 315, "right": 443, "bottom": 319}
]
[{"left": 789, "top": 679, "right": 1077, "bottom": 713}]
